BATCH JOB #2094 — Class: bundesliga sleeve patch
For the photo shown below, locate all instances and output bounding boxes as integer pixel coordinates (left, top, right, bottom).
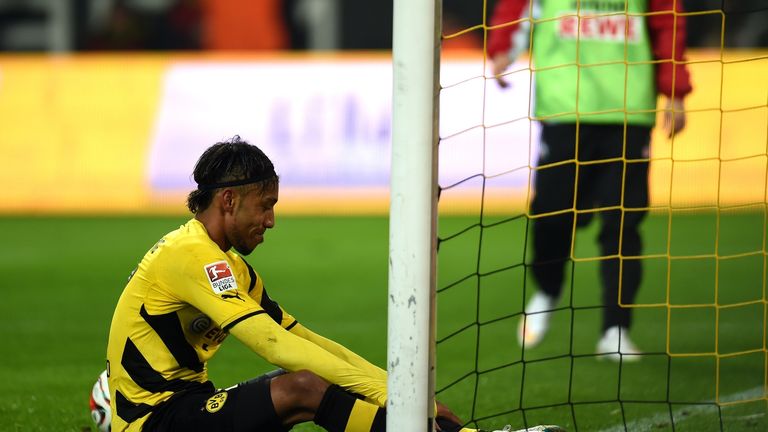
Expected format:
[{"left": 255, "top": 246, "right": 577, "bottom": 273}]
[{"left": 204, "top": 261, "right": 238, "bottom": 294}]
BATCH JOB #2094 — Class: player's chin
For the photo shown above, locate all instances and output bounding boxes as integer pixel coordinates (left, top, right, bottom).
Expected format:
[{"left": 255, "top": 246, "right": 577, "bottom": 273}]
[{"left": 234, "top": 242, "right": 258, "bottom": 256}]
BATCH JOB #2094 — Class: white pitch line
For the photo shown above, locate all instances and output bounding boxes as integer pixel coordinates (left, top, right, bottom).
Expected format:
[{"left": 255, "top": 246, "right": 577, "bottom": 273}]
[{"left": 596, "top": 386, "right": 765, "bottom": 432}]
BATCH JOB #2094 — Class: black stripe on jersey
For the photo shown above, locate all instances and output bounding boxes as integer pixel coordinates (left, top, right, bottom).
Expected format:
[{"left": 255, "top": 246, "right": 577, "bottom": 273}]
[
  {"left": 241, "top": 256, "right": 258, "bottom": 293},
  {"left": 222, "top": 310, "right": 267, "bottom": 332},
  {"left": 139, "top": 305, "right": 203, "bottom": 373},
  {"left": 115, "top": 389, "right": 154, "bottom": 423},
  {"left": 240, "top": 257, "right": 284, "bottom": 325},
  {"left": 371, "top": 406, "right": 386, "bottom": 430},
  {"left": 121, "top": 337, "right": 207, "bottom": 394},
  {"left": 260, "top": 288, "right": 283, "bottom": 324},
  {"left": 285, "top": 320, "right": 298, "bottom": 331}
]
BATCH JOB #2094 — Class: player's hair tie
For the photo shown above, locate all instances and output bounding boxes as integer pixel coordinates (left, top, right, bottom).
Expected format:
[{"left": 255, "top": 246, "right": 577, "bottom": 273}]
[{"left": 197, "top": 170, "right": 277, "bottom": 191}]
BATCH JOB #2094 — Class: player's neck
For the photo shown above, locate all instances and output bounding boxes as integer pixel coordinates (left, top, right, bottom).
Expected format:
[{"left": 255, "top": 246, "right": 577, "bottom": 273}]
[{"left": 195, "top": 210, "right": 230, "bottom": 253}]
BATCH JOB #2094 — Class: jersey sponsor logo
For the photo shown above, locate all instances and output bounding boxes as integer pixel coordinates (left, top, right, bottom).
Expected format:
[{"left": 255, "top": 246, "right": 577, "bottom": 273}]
[
  {"left": 204, "top": 391, "right": 228, "bottom": 413},
  {"left": 558, "top": 13, "right": 642, "bottom": 43},
  {"left": 204, "top": 261, "right": 238, "bottom": 294},
  {"left": 190, "top": 315, "right": 212, "bottom": 334},
  {"left": 204, "top": 327, "right": 228, "bottom": 345}
]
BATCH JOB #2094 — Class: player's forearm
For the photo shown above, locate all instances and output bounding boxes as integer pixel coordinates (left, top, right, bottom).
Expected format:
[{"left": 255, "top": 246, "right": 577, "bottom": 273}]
[
  {"left": 229, "top": 314, "right": 387, "bottom": 406},
  {"left": 289, "top": 323, "right": 387, "bottom": 382}
]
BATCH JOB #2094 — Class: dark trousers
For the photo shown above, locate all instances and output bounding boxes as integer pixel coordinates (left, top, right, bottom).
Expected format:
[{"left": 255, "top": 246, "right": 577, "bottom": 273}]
[{"left": 530, "top": 123, "right": 651, "bottom": 331}]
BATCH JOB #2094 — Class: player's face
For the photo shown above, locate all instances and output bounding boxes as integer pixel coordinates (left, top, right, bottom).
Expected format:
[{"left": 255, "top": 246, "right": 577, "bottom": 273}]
[{"left": 228, "top": 183, "right": 278, "bottom": 255}]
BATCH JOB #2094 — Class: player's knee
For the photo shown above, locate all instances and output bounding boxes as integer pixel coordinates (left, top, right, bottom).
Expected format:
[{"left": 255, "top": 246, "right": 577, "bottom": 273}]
[
  {"left": 269, "top": 371, "right": 331, "bottom": 425},
  {"left": 289, "top": 370, "right": 328, "bottom": 393},
  {"left": 274, "top": 370, "right": 329, "bottom": 407}
]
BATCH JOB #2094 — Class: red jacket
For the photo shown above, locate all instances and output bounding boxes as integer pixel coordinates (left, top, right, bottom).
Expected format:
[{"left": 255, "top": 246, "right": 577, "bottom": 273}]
[{"left": 487, "top": 0, "right": 693, "bottom": 98}]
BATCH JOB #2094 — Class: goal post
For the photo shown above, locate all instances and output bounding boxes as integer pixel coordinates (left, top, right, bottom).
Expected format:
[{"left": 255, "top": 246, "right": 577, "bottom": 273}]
[{"left": 387, "top": 0, "right": 442, "bottom": 431}]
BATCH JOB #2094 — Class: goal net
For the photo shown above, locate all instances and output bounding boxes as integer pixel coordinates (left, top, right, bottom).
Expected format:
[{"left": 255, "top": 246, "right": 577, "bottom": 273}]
[{"left": 430, "top": 1, "right": 768, "bottom": 431}]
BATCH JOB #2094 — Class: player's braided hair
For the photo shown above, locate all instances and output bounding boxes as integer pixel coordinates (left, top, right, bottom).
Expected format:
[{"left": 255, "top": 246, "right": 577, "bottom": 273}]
[{"left": 186, "top": 136, "right": 279, "bottom": 213}]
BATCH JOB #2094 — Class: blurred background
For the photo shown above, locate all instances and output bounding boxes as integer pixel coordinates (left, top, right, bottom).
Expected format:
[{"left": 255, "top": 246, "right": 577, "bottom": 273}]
[
  {"left": 0, "top": 0, "right": 766, "bottom": 215},
  {"left": 0, "top": 0, "right": 765, "bottom": 52}
]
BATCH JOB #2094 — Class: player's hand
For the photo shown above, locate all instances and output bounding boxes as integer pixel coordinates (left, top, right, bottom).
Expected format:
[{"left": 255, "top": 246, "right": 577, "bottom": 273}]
[
  {"left": 490, "top": 52, "right": 512, "bottom": 89},
  {"left": 663, "top": 97, "right": 686, "bottom": 138},
  {"left": 435, "top": 401, "right": 464, "bottom": 431}
]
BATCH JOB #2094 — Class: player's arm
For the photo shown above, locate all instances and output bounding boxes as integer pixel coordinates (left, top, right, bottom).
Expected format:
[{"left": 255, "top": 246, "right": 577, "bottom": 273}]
[
  {"left": 288, "top": 322, "right": 387, "bottom": 384},
  {"left": 257, "top": 292, "right": 387, "bottom": 405},
  {"left": 227, "top": 312, "right": 387, "bottom": 407},
  {"left": 166, "top": 252, "right": 386, "bottom": 404},
  {"left": 648, "top": 0, "right": 692, "bottom": 137},
  {"left": 486, "top": 0, "right": 530, "bottom": 88},
  {"left": 245, "top": 266, "right": 386, "bottom": 403}
]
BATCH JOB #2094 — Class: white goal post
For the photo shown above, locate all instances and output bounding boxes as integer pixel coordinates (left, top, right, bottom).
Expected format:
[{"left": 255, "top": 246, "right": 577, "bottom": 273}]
[{"left": 387, "top": 0, "right": 442, "bottom": 431}]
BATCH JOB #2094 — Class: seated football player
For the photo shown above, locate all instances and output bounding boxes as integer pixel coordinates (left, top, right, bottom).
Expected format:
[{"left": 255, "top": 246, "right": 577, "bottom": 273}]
[{"left": 105, "top": 136, "right": 562, "bottom": 432}]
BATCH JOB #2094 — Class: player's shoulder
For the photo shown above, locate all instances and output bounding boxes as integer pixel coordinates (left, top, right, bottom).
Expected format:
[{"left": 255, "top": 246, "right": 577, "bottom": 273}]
[
  {"left": 147, "top": 219, "right": 230, "bottom": 274},
  {"left": 159, "top": 219, "right": 219, "bottom": 256},
  {"left": 165, "top": 219, "right": 210, "bottom": 245},
  {"left": 148, "top": 220, "right": 258, "bottom": 289}
]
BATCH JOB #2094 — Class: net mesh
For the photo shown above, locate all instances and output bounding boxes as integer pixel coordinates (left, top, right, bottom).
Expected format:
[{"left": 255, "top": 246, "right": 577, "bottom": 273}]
[{"left": 435, "top": 1, "right": 768, "bottom": 430}]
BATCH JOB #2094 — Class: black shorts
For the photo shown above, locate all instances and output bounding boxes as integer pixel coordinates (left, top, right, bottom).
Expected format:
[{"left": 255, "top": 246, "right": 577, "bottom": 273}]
[{"left": 143, "top": 371, "right": 288, "bottom": 432}]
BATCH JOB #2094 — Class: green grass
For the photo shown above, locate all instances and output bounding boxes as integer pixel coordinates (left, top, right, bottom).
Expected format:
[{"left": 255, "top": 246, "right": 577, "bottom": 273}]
[{"left": 0, "top": 212, "right": 765, "bottom": 431}]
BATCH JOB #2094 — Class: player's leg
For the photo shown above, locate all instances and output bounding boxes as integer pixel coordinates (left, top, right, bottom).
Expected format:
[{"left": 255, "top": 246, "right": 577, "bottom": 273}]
[
  {"left": 271, "top": 371, "right": 561, "bottom": 432},
  {"left": 142, "top": 369, "right": 554, "bottom": 432},
  {"left": 530, "top": 123, "right": 581, "bottom": 298},
  {"left": 261, "top": 369, "right": 488, "bottom": 432},
  {"left": 139, "top": 369, "right": 373, "bottom": 432},
  {"left": 140, "top": 372, "right": 288, "bottom": 432},
  {"left": 262, "top": 370, "right": 383, "bottom": 431},
  {"left": 274, "top": 372, "right": 516, "bottom": 432},
  {"left": 575, "top": 147, "right": 599, "bottom": 229},
  {"left": 593, "top": 124, "right": 651, "bottom": 360},
  {"left": 523, "top": 122, "right": 583, "bottom": 346}
]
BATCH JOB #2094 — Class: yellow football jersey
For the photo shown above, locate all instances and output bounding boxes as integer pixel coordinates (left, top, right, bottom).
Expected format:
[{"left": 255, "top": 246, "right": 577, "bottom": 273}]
[
  {"left": 106, "top": 219, "right": 296, "bottom": 431},
  {"left": 106, "top": 219, "right": 387, "bottom": 431}
]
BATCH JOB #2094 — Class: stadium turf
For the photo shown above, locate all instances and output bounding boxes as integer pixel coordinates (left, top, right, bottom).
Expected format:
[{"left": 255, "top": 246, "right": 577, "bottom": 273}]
[{"left": 0, "top": 212, "right": 764, "bottom": 431}]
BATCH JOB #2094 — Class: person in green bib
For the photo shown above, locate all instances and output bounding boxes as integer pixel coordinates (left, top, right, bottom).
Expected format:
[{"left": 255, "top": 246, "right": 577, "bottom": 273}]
[{"left": 488, "top": 0, "right": 692, "bottom": 361}]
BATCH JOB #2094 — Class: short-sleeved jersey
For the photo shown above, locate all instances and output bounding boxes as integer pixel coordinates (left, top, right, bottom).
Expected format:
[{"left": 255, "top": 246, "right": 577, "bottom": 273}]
[{"left": 106, "top": 219, "right": 296, "bottom": 432}]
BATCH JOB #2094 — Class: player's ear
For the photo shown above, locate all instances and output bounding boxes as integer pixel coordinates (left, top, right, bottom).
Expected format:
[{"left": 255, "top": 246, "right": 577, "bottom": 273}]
[{"left": 221, "top": 189, "right": 235, "bottom": 212}]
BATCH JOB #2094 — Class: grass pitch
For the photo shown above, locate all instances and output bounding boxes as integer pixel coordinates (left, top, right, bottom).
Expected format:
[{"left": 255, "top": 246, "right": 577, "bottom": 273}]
[{"left": 0, "top": 212, "right": 765, "bottom": 431}]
